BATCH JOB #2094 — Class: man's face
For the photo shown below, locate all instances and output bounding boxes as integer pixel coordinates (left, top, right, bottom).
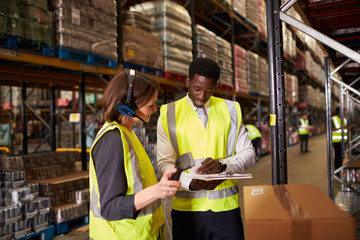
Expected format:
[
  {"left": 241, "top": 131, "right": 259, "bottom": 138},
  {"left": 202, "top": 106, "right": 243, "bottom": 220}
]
[{"left": 186, "top": 74, "right": 216, "bottom": 108}]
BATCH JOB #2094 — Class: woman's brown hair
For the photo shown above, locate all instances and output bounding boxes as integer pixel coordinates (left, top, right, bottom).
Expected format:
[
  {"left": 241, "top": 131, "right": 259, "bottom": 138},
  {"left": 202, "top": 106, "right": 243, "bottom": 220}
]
[{"left": 102, "top": 70, "right": 160, "bottom": 123}]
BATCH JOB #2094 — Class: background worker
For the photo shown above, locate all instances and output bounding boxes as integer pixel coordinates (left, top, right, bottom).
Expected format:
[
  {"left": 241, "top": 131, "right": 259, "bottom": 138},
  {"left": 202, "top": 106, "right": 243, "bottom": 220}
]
[
  {"left": 245, "top": 122, "right": 262, "bottom": 157},
  {"left": 89, "top": 70, "right": 180, "bottom": 240},
  {"left": 332, "top": 107, "right": 348, "bottom": 170},
  {"left": 157, "top": 58, "right": 257, "bottom": 240},
  {"left": 298, "top": 113, "right": 310, "bottom": 153}
]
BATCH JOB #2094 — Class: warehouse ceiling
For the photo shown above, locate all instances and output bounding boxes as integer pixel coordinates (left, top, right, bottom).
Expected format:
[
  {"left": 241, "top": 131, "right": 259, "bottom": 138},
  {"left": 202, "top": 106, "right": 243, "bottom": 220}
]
[{"left": 296, "top": 0, "right": 360, "bottom": 92}]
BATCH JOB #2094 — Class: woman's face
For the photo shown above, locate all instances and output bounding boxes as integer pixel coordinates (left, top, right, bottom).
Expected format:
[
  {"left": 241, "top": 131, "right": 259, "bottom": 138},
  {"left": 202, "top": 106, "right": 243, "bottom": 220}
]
[{"left": 135, "top": 90, "right": 158, "bottom": 122}]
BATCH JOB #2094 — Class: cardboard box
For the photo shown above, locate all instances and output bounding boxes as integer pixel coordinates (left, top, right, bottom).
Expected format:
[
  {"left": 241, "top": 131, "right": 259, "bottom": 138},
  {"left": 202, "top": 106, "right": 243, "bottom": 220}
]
[{"left": 244, "top": 184, "right": 355, "bottom": 240}]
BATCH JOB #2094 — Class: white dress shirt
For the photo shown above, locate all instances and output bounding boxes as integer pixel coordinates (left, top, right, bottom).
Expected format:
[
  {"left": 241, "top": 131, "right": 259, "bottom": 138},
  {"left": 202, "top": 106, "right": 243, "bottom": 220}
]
[{"left": 157, "top": 94, "right": 257, "bottom": 191}]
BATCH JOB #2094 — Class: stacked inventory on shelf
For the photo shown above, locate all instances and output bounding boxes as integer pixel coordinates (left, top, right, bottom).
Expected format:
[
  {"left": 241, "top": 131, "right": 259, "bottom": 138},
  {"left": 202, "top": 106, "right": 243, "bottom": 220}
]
[
  {"left": 216, "top": 36, "right": 233, "bottom": 88},
  {"left": 0, "top": 86, "right": 45, "bottom": 108},
  {"left": 257, "top": 56, "right": 269, "bottom": 98},
  {"left": 256, "top": 0, "right": 267, "bottom": 38},
  {"left": 298, "top": 84, "right": 324, "bottom": 109},
  {"left": 0, "top": 156, "right": 52, "bottom": 239},
  {"left": 232, "top": 0, "right": 246, "bottom": 18},
  {"left": 0, "top": 0, "right": 53, "bottom": 51},
  {"left": 50, "top": 0, "right": 118, "bottom": 62},
  {"left": 246, "top": 51, "right": 260, "bottom": 96},
  {"left": 234, "top": 44, "right": 249, "bottom": 95},
  {"left": 245, "top": 0, "right": 258, "bottom": 30},
  {"left": 122, "top": 11, "right": 152, "bottom": 32},
  {"left": 284, "top": 72, "right": 299, "bottom": 106},
  {"left": 282, "top": 22, "right": 296, "bottom": 60},
  {"left": 121, "top": 12, "right": 163, "bottom": 69},
  {"left": 57, "top": 122, "right": 78, "bottom": 149},
  {"left": 195, "top": 25, "right": 217, "bottom": 62},
  {"left": 22, "top": 152, "right": 79, "bottom": 180},
  {"left": 19, "top": 152, "right": 89, "bottom": 227},
  {"left": 131, "top": 0, "right": 193, "bottom": 76}
]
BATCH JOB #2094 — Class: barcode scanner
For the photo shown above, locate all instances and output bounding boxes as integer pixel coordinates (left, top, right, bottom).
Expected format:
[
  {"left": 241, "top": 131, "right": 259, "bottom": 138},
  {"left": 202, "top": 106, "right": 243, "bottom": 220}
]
[{"left": 170, "top": 152, "right": 195, "bottom": 180}]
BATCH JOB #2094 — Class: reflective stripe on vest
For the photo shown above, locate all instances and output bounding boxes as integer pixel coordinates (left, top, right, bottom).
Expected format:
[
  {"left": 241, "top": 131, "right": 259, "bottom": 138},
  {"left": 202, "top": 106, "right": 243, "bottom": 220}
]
[
  {"left": 161, "top": 96, "right": 241, "bottom": 212},
  {"left": 245, "top": 124, "right": 262, "bottom": 140},
  {"left": 299, "top": 118, "right": 309, "bottom": 135},
  {"left": 176, "top": 185, "right": 239, "bottom": 200},
  {"left": 332, "top": 116, "right": 348, "bottom": 142},
  {"left": 89, "top": 122, "right": 164, "bottom": 240}
]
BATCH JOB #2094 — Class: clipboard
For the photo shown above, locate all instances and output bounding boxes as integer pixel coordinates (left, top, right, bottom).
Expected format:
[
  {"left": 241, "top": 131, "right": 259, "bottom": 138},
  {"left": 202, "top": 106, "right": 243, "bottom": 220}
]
[{"left": 191, "top": 173, "right": 252, "bottom": 181}]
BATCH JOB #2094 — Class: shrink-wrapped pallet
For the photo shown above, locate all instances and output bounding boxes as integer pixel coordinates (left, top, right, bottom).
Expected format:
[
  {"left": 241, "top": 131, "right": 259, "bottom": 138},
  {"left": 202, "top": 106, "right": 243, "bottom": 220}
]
[
  {"left": 234, "top": 44, "right": 248, "bottom": 94},
  {"left": 245, "top": 0, "right": 258, "bottom": 30},
  {"left": 246, "top": 51, "right": 260, "bottom": 95},
  {"left": 257, "top": 0, "right": 266, "bottom": 38},
  {"left": 50, "top": 0, "right": 118, "bottom": 61},
  {"left": 0, "top": 0, "right": 53, "bottom": 47},
  {"left": 131, "top": 0, "right": 192, "bottom": 76},
  {"left": 258, "top": 56, "right": 268, "bottom": 97},
  {"left": 216, "top": 36, "right": 233, "bottom": 88},
  {"left": 122, "top": 11, "right": 152, "bottom": 32},
  {"left": 233, "top": 0, "right": 246, "bottom": 18},
  {"left": 122, "top": 25, "right": 163, "bottom": 69},
  {"left": 195, "top": 25, "right": 217, "bottom": 61}
]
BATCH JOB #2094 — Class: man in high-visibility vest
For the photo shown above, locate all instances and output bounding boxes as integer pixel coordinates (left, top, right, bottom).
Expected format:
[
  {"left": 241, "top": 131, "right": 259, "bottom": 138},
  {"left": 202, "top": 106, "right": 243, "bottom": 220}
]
[
  {"left": 157, "top": 58, "right": 256, "bottom": 240},
  {"left": 298, "top": 113, "right": 310, "bottom": 153},
  {"left": 245, "top": 123, "right": 262, "bottom": 157},
  {"left": 332, "top": 107, "right": 348, "bottom": 170}
]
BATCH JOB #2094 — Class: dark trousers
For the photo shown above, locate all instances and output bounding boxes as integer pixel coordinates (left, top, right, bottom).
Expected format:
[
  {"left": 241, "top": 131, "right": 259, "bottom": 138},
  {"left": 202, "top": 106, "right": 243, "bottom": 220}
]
[
  {"left": 299, "top": 134, "right": 309, "bottom": 152},
  {"left": 251, "top": 137, "right": 261, "bottom": 157},
  {"left": 333, "top": 142, "right": 347, "bottom": 170},
  {"left": 171, "top": 208, "right": 244, "bottom": 240}
]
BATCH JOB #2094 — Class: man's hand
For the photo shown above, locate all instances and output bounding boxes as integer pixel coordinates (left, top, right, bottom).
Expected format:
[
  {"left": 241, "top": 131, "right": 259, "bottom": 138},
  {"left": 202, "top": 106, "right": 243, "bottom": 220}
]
[
  {"left": 196, "top": 157, "right": 224, "bottom": 174},
  {"left": 189, "top": 179, "right": 224, "bottom": 191}
]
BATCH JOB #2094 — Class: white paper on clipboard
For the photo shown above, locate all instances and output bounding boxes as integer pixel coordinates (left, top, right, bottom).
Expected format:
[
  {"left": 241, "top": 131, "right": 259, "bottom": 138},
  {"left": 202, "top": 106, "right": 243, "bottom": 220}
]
[{"left": 190, "top": 173, "right": 252, "bottom": 181}]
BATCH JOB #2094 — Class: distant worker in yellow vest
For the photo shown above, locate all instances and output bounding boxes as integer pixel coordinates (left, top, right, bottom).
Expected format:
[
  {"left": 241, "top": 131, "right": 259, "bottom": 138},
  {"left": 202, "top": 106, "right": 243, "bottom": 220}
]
[
  {"left": 157, "top": 58, "right": 257, "bottom": 240},
  {"left": 332, "top": 107, "right": 348, "bottom": 170},
  {"left": 89, "top": 70, "right": 180, "bottom": 240},
  {"left": 245, "top": 123, "right": 262, "bottom": 157},
  {"left": 298, "top": 113, "right": 310, "bottom": 153}
]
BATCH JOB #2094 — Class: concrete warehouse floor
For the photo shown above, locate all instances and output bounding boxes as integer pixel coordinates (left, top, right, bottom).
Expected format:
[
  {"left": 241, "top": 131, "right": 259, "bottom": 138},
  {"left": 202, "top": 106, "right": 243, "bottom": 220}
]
[{"left": 56, "top": 133, "right": 343, "bottom": 239}]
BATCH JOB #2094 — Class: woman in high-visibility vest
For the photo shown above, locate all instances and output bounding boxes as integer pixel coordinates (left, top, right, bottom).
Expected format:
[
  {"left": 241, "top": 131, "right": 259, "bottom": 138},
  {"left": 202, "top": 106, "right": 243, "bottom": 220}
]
[{"left": 89, "top": 70, "right": 180, "bottom": 240}]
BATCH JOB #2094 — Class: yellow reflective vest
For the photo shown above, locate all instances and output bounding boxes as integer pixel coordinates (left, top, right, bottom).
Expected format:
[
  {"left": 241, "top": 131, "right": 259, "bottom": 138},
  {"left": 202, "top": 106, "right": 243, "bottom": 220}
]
[
  {"left": 298, "top": 118, "right": 309, "bottom": 135},
  {"left": 332, "top": 115, "right": 348, "bottom": 143},
  {"left": 160, "top": 96, "right": 241, "bottom": 212},
  {"left": 89, "top": 121, "right": 164, "bottom": 240},
  {"left": 245, "top": 124, "right": 262, "bottom": 140}
]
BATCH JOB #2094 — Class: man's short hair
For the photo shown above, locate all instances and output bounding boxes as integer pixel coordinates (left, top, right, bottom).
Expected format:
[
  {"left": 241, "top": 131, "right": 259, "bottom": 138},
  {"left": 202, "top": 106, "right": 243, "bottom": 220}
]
[{"left": 188, "top": 58, "right": 221, "bottom": 83}]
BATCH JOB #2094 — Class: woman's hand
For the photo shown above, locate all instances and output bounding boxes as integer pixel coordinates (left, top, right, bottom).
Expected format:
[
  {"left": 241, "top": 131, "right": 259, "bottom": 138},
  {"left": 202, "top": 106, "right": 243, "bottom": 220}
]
[{"left": 156, "top": 168, "right": 181, "bottom": 198}]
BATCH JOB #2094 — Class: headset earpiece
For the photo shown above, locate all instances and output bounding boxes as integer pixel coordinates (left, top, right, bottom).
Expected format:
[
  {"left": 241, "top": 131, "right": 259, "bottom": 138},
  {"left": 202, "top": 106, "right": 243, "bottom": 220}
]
[
  {"left": 113, "top": 69, "right": 150, "bottom": 126},
  {"left": 113, "top": 69, "right": 137, "bottom": 118},
  {"left": 113, "top": 100, "right": 136, "bottom": 118}
]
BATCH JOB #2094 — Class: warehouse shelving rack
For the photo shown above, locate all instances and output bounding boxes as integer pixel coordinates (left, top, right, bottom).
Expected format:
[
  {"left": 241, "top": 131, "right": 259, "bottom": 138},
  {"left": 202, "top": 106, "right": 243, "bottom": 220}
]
[
  {"left": 0, "top": 48, "right": 118, "bottom": 169},
  {"left": 2, "top": 0, "right": 355, "bottom": 175},
  {"left": 267, "top": 0, "right": 360, "bottom": 201}
]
